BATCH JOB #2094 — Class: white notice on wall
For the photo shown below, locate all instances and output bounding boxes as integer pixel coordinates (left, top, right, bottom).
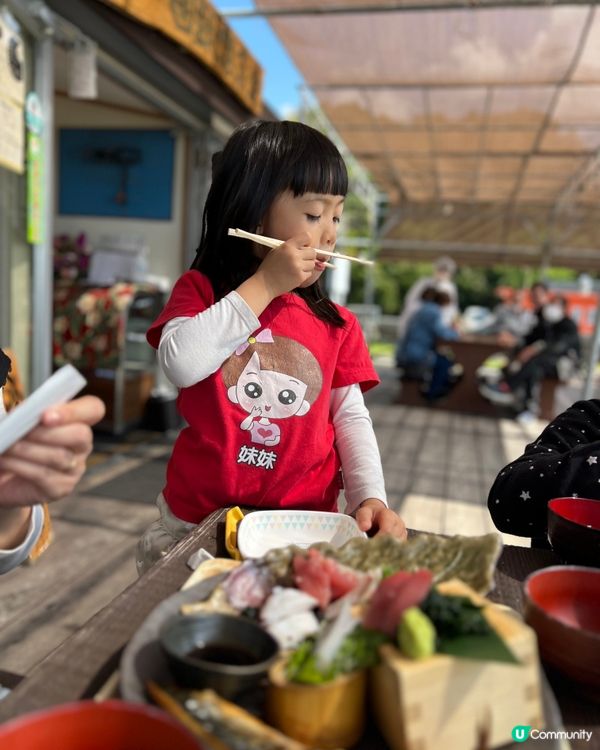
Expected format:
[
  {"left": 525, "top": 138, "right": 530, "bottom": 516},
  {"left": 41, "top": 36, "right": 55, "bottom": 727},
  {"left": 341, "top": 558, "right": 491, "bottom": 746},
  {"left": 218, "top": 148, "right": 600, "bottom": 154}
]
[
  {"left": 0, "top": 14, "right": 26, "bottom": 106},
  {"left": 0, "top": 95, "right": 24, "bottom": 174}
]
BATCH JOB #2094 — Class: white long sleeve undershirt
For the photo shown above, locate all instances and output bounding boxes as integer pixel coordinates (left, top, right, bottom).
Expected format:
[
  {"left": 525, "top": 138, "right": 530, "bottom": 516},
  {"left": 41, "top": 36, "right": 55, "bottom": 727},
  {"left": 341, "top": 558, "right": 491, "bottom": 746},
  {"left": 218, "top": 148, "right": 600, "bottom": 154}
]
[
  {"left": 157, "top": 291, "right": 387, "bottom": 513},
  {"left": 0, "top": 504, "right": 43, "bottom": 574}
]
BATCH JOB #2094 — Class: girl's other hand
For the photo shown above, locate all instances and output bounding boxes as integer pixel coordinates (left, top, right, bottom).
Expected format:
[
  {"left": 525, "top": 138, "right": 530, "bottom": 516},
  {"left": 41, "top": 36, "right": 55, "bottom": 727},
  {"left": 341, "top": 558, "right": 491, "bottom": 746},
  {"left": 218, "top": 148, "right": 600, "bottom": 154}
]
[
  {"left": 353, "top": 498, "right": 407, "bottom": 540},
  {"left": 256, "top": 232, "right": 317, "bottom": 298}
]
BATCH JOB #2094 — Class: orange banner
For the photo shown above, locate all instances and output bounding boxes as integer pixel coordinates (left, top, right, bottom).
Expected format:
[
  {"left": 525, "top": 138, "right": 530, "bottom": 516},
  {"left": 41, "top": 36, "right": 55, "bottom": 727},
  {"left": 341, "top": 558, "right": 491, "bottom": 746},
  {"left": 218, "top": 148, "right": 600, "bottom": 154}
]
[{"left": 102, "top": 0, "right": 263, "bottom": 114}]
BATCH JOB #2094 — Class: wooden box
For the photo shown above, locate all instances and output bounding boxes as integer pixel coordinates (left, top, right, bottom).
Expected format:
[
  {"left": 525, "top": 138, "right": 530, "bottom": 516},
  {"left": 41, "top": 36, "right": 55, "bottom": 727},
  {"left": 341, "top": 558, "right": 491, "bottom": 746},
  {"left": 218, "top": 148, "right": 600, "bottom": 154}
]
[
  {"left": 370, "top": 582, "right": 543, "bottom": 750},
  {"left": 83, "top": 370, "right": 154, "bottom": 434}
]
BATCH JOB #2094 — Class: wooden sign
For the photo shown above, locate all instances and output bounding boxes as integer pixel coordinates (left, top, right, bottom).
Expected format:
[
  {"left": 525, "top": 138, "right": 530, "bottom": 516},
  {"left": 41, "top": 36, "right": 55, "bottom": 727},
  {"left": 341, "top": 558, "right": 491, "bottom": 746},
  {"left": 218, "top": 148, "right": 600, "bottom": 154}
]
[{"left": 101, "top": 0, "right": 263, "bottom": 114}]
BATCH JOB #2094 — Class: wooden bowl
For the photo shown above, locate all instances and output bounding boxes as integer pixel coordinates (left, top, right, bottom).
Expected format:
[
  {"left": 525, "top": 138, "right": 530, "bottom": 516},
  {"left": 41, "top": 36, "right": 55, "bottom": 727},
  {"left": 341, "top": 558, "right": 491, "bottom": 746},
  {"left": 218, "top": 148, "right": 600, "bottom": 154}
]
[
  {"left": 547, "top": 497, "right": 600, "bottom": 567},
  {"left": 524, "top": 565, "right": 600, "bottom": 700},
  {"left": 266, "top": 660, "right": 367, "bottom": 748},
  {"left": 0, "top": 700, "right": 201, "bottom": 750}
]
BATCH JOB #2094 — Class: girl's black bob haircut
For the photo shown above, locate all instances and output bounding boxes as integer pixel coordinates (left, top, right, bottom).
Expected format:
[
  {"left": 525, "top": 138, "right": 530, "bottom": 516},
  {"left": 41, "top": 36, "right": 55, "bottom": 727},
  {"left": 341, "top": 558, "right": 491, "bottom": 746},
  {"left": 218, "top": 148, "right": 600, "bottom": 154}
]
[{"left": 191, "top": 120, "right": 348, "bottom": 328}]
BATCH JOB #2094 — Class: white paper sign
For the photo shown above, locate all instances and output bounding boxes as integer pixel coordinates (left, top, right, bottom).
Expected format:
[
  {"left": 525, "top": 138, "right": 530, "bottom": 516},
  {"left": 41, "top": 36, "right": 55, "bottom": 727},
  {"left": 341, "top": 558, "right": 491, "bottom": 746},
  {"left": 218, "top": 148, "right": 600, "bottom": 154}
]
[
  {"left": 0, "top": 14, "right": 25, "bottom": 106},
  {"left": 0, "top": 95, "right": 24, "bottom": 173}
]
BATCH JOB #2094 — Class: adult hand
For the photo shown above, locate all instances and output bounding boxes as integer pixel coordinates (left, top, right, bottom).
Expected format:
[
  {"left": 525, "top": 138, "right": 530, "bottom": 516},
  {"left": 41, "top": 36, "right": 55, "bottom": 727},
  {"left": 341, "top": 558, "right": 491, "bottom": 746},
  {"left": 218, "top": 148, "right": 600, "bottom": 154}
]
[
  {"left": 0, "top": 395, "right": 105, "bottom": 508},
  {"left": 497, "top": 330, "right": 517, "bottom": 348},
  {"left": 516, "top": 345, "right": 537, "bottom": 364},
  {"left": 353, "top": 498, "right": 407, "bottom": 540}
]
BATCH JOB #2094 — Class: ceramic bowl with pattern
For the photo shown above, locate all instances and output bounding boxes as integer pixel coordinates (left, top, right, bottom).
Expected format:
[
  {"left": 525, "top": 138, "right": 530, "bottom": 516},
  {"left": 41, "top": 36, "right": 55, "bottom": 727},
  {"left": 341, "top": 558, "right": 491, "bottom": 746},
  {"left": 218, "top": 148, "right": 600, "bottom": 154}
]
[
  {"left": 237, "top": 510, "right": 366, "bottom": 559},
  {"left": 547, "top": 497, "right": 600, "bottom": 567}
]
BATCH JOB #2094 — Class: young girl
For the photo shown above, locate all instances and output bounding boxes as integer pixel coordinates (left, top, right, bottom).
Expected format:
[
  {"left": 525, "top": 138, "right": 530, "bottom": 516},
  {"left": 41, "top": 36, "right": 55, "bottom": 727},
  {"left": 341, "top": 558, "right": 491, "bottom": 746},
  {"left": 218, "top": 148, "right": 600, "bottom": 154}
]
[{"left": 138, "top": 120, "right": 406, "bottom": 573}]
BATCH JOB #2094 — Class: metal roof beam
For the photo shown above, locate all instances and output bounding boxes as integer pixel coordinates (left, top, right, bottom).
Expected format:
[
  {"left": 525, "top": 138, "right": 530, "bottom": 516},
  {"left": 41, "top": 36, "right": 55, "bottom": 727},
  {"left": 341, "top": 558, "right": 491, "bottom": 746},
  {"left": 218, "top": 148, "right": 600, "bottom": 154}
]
[
  {"left": 376, "top": 206, "right": 406, "bottom": 238},
  {"left": 310, "top": 80, "right": 600, "bottom": 89},
  {"left": 375, "top": 238, "right": 600, "bottom": 265},
  {"left": 553, "top": 147, "right": 600, "bottom": 215},
  {"left": 352, "top": 149, "right": 599, "bottom": 158},
  {"left": 223, "top": 0, "right": 600, "bottom": 18},
  {"left": 332, "top": 123, "right": 600, "bottom": 132}
]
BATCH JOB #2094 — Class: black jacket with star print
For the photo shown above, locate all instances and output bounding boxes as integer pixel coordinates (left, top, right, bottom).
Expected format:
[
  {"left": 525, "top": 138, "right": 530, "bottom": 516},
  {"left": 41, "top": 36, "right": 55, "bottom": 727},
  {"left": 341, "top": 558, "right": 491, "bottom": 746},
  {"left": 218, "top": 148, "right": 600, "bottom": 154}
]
[{"left": 488, "top": 399, "right": 600, "bottom": 540}]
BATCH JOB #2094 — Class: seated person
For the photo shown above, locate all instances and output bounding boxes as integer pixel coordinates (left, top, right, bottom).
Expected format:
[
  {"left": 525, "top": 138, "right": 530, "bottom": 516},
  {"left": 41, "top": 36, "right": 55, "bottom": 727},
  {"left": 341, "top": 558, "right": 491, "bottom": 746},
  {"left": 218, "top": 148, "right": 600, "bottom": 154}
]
[
  {"left": 395, "top": 257, "right": 459, "bottom": 346},
  {"left": 489, "top": 288, "right": 535, "bottom": 341},
  {"left": 480, "top": 287, "right": 580, "bottom": 419},
  {"left": 488, "top": 398, "right": 600, "bottom": 546},
  {"left": 396, "top": 288, "right": 460, "bottom": 399},
  {"left": 0, "top": 349, "right": 105, "bottom": 573}
]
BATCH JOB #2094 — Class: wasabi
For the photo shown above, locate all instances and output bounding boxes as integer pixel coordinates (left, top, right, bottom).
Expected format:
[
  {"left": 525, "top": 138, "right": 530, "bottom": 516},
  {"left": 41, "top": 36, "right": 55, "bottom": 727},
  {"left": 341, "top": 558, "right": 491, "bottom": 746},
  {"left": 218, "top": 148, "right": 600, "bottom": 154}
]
[{"left": 397, "top": 607, "right": 436, "bottom": 659}]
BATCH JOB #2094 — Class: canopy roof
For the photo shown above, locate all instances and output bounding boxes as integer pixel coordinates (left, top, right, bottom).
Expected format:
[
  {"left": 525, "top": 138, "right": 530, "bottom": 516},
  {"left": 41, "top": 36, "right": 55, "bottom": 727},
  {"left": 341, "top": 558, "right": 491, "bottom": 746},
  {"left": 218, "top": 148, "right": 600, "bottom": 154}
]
[{"left": 252, "top": 0, "right": 600, "bottom": 267}]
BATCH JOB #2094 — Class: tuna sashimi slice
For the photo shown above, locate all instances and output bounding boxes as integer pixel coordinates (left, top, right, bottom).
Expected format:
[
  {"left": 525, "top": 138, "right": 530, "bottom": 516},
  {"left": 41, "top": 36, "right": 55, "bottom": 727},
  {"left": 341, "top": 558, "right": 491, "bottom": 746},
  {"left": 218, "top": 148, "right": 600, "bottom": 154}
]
[
  {"left": 327, "top": 557, "right": 361, "bottom": 600},
  {"left": 293, "top": 549, "right": 362, "bottom": 609},
  {"left": 293, "top": 549, "right": 332, "bottom": 608},
  {"left": 362, "top": 569, "right": 433, "bottom": 636}
]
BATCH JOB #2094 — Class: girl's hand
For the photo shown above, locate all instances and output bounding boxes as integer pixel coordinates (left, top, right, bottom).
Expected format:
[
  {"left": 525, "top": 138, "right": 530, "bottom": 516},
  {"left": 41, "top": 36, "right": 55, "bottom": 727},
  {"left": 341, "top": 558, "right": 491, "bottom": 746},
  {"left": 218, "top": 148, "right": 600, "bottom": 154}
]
[
  {"left": 353, "top": 498, "right": 407, "bottom": 540},
  {"left": 256, "top": 233, "right": 317, "bottom": 298}
]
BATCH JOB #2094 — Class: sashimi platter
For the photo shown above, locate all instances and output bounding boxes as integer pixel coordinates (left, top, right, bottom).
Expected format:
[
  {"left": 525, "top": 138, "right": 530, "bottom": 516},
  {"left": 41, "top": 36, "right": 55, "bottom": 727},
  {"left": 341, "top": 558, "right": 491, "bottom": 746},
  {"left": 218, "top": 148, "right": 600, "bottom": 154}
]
[{"left": 121, "top": 532, "right": 547, "bottom": 750}]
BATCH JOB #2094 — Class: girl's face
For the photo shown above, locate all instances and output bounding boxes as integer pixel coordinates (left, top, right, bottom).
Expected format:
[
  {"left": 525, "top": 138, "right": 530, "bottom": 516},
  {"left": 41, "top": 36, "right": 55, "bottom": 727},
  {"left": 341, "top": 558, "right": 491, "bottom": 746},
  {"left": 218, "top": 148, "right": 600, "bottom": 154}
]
[{"left": 259, "top": 190, "right": 345, "bottom": 288}]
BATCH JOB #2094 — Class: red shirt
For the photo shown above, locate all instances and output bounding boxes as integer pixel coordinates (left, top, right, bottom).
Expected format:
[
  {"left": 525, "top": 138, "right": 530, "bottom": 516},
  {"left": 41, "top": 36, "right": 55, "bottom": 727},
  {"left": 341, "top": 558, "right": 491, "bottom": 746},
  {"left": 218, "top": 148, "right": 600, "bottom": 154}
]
[{"left": 147, "top": 271, "right": 379, "bottom": 523}]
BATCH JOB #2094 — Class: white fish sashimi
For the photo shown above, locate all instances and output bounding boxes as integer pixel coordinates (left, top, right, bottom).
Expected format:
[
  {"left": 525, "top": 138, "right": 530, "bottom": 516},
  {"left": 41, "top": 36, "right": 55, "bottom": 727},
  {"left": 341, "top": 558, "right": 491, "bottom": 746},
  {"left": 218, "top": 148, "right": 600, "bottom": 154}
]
[
  {"left": 260, "top": 586, "right": 319, "bottom": 626},
  {"left": 266, "top": 611, "right": 321, "bottom": 650},
  {"left": 223, "top": 561, "right": 274, "bottom": 610}
]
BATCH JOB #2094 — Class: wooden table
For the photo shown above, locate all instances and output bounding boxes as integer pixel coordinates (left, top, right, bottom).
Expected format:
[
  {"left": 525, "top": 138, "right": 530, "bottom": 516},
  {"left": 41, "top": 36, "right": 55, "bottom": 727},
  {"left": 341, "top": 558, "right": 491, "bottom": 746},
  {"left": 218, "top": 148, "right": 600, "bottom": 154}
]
[
  {"left": 396, "top": 334, "right": 510, "bottom": 416},
  {"left": 396, "top": 334, "right": 563, "bottom": 420},
  {"left": 1, "top": 510, "right": 598, "bottom": 750}
]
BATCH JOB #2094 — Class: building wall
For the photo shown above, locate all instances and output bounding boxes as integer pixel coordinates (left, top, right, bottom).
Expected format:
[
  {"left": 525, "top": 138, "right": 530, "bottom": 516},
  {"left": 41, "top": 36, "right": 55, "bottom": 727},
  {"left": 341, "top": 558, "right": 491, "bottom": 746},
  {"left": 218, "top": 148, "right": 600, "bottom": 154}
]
[{"left": 53, "top": 96, "right": 187, "bottom": 286}]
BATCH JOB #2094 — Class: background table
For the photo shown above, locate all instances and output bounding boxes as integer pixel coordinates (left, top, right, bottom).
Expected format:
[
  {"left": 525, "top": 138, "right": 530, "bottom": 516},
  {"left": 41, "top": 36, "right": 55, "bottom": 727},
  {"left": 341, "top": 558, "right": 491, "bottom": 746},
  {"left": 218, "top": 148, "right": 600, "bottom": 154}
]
[{"left": 397, "top": 335, "right": 510, "bottom": 416}]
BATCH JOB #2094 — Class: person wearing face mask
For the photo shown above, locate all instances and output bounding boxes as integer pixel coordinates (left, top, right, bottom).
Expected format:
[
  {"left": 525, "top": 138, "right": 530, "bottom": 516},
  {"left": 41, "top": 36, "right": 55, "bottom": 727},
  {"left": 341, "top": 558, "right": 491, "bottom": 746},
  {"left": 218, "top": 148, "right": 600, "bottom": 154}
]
[{"left": 480, "top": 286, "right": 580, "bottom": 421}]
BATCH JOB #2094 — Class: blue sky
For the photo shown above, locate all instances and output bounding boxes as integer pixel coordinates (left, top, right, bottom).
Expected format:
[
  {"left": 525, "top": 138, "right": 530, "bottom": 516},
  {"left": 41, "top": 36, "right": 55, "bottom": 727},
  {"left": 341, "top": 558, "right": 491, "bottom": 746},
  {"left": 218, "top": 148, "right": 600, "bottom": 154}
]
[{"left": 213, "top": 0, "right": 305, "bottom": 117}]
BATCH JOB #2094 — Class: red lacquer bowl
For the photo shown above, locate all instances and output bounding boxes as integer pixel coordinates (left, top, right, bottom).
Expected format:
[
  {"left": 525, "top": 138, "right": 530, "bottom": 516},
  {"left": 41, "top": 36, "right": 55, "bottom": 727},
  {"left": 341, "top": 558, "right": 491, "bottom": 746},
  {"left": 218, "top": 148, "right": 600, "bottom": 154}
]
[
  {"left": 524, "top": 565, "right": 600, "bottom": 701},
  {"left": 0, "top": 700, "right": 201, "bottom": 750},
  {"left": 547, "top": 497, "right": 600, "bottom": 567}
]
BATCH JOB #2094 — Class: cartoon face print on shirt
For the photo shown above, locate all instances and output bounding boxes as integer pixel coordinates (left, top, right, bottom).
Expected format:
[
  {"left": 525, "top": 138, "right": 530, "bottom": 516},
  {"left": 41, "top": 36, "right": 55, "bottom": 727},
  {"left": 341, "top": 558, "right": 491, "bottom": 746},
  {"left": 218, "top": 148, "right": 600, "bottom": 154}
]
[{"left": 222, "top": 330, "right": 323, "bottom": 447}]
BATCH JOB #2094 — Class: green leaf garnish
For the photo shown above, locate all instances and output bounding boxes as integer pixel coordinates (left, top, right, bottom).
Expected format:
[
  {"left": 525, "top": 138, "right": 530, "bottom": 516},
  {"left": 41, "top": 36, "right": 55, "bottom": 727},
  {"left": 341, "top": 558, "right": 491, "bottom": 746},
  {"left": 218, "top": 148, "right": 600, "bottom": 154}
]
[
  {"left": 286, "top": 626, "right": 389, "bottom": 684},
  {"left": 438, "top": 630, "right": 520, "bottom": 664}
]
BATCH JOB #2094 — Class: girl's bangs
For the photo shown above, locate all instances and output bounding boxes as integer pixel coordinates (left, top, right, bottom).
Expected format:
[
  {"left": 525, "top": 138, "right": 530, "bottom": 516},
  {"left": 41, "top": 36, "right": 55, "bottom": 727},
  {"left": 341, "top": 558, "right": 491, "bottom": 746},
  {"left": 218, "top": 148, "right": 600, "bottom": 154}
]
[{"left": 288, "top": 144, "right": 348, "bottom": 197}]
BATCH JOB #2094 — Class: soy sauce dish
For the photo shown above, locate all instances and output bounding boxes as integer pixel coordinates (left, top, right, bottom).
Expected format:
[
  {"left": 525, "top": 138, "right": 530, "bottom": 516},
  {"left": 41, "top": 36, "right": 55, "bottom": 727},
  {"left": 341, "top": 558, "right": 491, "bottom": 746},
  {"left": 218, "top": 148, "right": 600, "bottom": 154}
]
[{"left": 159, "top": 613, "right": 279, "bottom": 700}]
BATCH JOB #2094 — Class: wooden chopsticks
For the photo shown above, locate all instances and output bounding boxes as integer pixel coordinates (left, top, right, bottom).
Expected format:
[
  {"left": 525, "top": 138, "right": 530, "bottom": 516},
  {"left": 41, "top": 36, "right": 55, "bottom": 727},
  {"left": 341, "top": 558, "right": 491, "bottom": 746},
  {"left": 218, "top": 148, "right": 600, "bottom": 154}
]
[{"left": 228, "top": 227, "right": 374, "bottom": 267}]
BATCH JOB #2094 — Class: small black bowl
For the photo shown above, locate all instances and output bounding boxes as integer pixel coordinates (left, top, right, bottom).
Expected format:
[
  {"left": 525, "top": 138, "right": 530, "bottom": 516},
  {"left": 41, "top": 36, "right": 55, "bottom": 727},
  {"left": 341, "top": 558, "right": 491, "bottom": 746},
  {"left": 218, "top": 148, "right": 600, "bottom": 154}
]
[
  {"left": 547, "top": 497, "right": 600, "bottom": 568},
  {"left": 160, "top": 613, "right": 279, "bottom": 699}
]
